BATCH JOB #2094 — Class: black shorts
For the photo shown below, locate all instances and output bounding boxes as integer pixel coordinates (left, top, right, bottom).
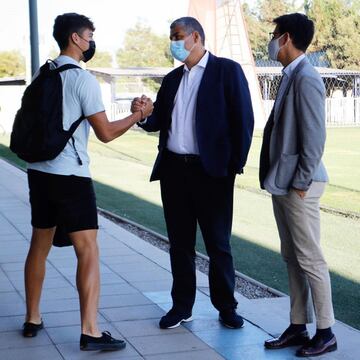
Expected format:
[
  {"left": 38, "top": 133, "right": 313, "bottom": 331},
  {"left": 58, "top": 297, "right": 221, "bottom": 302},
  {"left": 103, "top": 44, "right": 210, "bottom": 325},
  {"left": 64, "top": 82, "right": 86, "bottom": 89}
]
[{"left": 27, "top": 169, "right": 98, "bottom": 233}]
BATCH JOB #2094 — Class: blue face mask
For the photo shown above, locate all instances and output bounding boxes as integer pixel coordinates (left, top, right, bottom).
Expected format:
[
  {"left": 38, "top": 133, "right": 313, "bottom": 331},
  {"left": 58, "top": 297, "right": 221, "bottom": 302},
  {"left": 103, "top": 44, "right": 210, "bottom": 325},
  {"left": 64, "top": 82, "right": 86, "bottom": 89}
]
[{"left": 170, "top": 34, "right": 193, "bottom": 62}]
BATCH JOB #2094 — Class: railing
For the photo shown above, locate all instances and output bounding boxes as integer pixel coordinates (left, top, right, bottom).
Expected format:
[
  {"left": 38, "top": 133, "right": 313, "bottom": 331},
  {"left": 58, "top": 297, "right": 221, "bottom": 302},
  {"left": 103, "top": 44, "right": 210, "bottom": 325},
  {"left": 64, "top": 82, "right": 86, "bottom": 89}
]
[
  {"left": 110, "top": 100, "right": 132, "bottom": 121},
  {"left": 262, "top": 98, "right": 360, "bottom": 127},
  {"left": 325, "top": 97, "right": 360, "bottom": 127}
]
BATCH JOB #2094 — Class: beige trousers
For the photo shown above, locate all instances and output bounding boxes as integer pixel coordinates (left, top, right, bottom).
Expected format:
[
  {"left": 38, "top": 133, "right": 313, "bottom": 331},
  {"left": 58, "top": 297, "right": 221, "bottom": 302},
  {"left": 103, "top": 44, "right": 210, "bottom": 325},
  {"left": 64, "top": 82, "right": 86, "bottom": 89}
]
[{"left": 272, "top": 182, "right": 335, "bottom": 329}]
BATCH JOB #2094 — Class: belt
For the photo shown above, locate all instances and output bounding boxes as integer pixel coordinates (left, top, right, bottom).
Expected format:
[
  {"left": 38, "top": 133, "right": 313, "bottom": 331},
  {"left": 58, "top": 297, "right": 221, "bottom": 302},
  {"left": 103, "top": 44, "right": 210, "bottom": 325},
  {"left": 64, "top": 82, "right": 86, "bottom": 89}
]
[{"left": 163, "top": 149, "right": 201, "bottom": 164}]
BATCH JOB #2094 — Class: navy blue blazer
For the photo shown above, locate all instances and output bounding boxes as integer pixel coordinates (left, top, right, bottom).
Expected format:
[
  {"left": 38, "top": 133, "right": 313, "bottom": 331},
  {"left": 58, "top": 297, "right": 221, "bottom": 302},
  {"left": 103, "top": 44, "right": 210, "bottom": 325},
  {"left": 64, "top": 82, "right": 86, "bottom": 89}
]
[{"left": 139, "top": 52, "right": 254, "bottom": 181}]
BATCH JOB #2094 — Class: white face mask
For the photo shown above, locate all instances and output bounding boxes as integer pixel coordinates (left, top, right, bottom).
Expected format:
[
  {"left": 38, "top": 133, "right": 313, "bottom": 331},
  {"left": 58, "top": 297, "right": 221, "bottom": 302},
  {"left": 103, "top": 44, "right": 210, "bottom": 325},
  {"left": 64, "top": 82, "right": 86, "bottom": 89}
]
[{"left": 268, "top": 33, "right": 285, "bottom": 61}]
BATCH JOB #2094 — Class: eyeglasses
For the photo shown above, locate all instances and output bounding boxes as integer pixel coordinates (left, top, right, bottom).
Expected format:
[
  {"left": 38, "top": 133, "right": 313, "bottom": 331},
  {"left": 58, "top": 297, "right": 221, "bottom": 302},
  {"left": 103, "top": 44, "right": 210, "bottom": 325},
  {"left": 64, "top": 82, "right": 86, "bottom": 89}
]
[{"left": 269, "top": 31, "right": 281, "bottom": 40}]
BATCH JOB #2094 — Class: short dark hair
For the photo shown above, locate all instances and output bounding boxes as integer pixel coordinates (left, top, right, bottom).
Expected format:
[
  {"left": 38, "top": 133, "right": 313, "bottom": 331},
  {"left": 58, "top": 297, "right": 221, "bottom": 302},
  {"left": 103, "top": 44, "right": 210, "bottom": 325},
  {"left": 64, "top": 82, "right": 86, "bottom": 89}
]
[
  {"left": 53, "top": 13, "right": 95, "bottom": 50},
  {"left": 170, "top": 17, "right": 205, "bottom": 45},
  {"left": 273, "top": 13, "right": 314, "bottom": 52}
]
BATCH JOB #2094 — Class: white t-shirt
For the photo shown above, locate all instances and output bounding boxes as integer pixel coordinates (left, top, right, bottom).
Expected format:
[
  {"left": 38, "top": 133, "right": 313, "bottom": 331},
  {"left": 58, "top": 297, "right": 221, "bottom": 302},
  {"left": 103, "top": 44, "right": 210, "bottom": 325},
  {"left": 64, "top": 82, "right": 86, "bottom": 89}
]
[{"left": 27, "top": 55, "right": 104, "bottom": 178}]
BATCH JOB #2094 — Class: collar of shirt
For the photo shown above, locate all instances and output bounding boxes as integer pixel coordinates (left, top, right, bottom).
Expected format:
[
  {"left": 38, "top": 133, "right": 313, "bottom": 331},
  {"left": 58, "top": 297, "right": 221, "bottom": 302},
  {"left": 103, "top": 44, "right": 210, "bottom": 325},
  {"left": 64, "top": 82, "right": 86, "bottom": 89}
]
[
  {"left": 183, "top": 50, "right": 209, "bottom": 73},
  {"left": 282, "top": 53, "right": 306, "bottom": 79},
  {"left": 56, "top": 55, "right": 81, "bottom": 67}
]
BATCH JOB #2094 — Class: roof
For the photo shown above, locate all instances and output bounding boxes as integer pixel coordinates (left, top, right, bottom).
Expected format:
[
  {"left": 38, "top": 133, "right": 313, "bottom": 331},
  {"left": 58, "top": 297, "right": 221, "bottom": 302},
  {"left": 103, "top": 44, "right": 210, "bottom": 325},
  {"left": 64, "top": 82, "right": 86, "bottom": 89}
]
[
  {"left": 87, "top": 67, "right": 173, "bottom": 79},
  {"left": 0, "top": 77, "right": 26, "bottom": 86},
  {"left": 88, "top": 65, "right": 360, "bottom": 81}
]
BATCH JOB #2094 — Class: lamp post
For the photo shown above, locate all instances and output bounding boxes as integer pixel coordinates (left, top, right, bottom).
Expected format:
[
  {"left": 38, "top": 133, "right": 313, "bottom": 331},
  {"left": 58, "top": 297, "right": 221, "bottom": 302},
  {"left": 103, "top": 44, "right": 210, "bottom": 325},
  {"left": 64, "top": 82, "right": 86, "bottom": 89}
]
[{"left": 29, "top": 0, "right": 40, "bottom": 77}]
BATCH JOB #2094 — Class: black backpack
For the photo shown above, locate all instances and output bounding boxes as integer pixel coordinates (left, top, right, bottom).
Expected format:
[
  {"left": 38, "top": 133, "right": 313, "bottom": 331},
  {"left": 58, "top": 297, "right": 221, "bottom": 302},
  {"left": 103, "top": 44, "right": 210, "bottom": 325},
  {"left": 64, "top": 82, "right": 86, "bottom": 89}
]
[{"left": 10, "top": 60, "right": 84, "bottom": 164}]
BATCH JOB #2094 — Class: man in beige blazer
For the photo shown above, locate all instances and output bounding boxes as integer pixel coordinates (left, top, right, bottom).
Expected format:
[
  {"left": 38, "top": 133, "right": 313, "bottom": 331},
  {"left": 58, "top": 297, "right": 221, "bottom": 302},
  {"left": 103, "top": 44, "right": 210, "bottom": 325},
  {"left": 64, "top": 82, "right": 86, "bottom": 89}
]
[{"left": 259, "top": 13, "right": 337, "bottom": 357}]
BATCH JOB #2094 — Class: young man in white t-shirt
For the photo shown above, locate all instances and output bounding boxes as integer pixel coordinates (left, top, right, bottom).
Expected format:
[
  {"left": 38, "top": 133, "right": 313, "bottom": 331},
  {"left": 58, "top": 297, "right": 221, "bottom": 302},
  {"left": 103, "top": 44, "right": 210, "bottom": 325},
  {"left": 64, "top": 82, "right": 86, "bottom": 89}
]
[{"left": 23, "top": 13, "right": 153, "bottom": 351}]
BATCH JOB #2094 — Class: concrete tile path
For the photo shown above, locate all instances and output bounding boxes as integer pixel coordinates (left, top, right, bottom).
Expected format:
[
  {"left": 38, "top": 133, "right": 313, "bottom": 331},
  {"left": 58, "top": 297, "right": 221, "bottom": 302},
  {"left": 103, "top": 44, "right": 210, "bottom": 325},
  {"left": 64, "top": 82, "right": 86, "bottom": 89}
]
[{"left": 0, "top": 158, "right": 359, "bottom": 359}]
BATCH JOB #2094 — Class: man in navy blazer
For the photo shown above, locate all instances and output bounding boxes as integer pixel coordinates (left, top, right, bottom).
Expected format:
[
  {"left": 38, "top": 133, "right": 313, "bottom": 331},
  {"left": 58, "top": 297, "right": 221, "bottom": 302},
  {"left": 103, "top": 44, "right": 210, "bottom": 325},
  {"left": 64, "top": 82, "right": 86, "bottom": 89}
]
[{"left": 132, "top": 16, "right": 254, "bottom": 330}]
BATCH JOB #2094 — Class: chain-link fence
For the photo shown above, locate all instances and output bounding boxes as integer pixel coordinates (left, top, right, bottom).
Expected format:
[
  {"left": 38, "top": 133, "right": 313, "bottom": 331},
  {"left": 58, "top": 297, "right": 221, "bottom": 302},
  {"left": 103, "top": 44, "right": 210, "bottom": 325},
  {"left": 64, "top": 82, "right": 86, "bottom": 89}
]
[{"left": 256, "top": 52, "right": 360, "bottom": 127}]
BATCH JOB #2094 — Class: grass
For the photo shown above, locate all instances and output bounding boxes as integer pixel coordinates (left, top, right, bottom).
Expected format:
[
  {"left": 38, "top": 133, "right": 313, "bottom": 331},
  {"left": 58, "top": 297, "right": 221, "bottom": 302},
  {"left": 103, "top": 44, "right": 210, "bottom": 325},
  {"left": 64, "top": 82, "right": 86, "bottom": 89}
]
[
  {"left": 245, "top": 129, "right": 360, "bottom": 213},
  {"left": 0, "top": 127, "right": 359, "bottom": 330}
]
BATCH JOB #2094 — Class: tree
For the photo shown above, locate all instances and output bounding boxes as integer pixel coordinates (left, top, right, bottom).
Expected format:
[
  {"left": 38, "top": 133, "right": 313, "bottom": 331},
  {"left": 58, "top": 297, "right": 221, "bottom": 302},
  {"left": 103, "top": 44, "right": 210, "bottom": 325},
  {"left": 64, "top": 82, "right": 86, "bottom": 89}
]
[
  {"left": 87, "top": 50, "right": 113, "bottom": 68},
  {"left": 242, "top": 3, "right": 268, "bottom": 60},
  {"left": 243, "top": 0, "right": 360, "bottom": 69},
  {"left": 47, "top": 48, "right": 113, "bottom": 68},
  {"left": 306, "top": 0, "right": 360, "bottom": 69},
  {"left": 257, "top": 0, "right": 293, "bottom": 24},
  {"left": 116, "top": 22, "right": 173, "bottom": 67},
  {"left": 48, "top": 47, "right": 59, "bottom": 60},
  {"left": 242, "top": 0, "right": 296, "bottom": 60},
  {"left": 0, "top": 51, "right": 25, "bottom": 77}
]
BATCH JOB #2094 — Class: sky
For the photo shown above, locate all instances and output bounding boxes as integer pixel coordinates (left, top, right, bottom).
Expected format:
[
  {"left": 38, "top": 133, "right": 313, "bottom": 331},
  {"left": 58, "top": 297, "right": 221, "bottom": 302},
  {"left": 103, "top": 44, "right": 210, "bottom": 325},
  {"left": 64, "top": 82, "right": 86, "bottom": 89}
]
[{"left": 0, "top": 0, "right": 189, "bottom": 62}]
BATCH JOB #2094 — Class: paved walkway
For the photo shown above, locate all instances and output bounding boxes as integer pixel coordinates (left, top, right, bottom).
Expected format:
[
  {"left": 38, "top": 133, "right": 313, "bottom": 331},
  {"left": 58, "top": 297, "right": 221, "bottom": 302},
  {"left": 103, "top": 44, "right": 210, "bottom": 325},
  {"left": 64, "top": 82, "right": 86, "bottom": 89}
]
[{"left": 0, "top": 158, "right": 359, "bottom": 360}]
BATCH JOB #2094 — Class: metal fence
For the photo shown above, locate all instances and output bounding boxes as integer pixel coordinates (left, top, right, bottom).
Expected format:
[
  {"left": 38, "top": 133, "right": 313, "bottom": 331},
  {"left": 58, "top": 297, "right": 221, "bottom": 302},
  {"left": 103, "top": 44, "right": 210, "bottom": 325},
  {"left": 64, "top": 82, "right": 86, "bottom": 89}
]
[
  {"left": 261, "top": 98, "right": 360, "bottom": 127},
  {"left": 326, "top": 97, "right": 360, "bottom": 126},
  {"left": 256, "top": 62, "right": 360, "bottom": 127},
  {"left": 110, "top": 100, "right": 132, "bottom": 120}
]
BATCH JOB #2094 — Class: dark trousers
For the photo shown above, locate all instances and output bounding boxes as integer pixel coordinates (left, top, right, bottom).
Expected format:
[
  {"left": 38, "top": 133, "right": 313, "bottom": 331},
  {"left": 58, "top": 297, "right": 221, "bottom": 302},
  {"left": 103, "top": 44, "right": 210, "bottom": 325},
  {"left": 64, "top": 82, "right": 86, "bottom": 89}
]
[{"left": 159, "top": 152, "right": 238, "bottom": 313}]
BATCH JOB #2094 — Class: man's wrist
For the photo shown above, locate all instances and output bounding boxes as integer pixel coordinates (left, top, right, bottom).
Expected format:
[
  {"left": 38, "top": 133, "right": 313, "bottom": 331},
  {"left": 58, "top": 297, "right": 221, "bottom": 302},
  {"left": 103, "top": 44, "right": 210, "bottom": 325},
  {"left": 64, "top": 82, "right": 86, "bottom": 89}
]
[{"left": 134, "top": 109, "right": 143, "bottom": 123}]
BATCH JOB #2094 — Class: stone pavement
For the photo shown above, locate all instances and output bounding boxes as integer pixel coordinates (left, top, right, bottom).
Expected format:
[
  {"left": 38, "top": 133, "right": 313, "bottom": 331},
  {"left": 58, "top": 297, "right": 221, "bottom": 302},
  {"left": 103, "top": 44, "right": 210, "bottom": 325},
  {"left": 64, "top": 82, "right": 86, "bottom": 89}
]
[{"left": 0, "top": 158, "right": 359, "bottom": 360}]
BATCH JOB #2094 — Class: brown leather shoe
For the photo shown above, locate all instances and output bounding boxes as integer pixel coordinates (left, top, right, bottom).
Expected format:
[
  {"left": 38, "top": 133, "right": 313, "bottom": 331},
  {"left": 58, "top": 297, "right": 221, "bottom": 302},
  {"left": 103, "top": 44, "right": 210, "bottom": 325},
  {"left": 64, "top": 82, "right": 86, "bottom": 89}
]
[
  {"left": 265, "top": 330, "right": 310, "bottom": 349},
  {"left": 296, "top": 334, "right": 337, "bottom": 357}
]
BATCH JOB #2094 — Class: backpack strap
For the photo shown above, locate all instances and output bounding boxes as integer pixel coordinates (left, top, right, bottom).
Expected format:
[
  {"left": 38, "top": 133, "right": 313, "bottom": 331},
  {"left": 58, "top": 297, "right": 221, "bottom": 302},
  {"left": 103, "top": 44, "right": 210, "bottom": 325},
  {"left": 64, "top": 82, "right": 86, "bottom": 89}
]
[
  {"left": 70, "top": 114, "right": 86, "bottom": 166},
  {"left": 55, "top": 63, "right": 82, "bottom": 73},
  {"left": 39, "top": 61, "right": 82, "bottom": 75},
  {"left": 71, "top": 135, "right": 83, "bottom": 165}
]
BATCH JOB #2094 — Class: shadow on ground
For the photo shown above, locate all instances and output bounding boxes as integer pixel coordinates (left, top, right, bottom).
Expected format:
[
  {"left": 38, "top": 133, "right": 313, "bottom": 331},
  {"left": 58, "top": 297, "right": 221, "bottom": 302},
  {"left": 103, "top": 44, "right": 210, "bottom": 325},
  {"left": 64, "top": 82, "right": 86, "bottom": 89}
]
[{"left": 93, "top": 179, "right": 360, "bottom": 331}]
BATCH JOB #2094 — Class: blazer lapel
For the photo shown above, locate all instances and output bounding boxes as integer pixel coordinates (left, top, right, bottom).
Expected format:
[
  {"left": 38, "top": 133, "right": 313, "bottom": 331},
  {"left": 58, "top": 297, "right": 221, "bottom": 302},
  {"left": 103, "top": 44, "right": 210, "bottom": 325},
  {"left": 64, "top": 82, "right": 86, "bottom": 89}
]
[
  {"left": 197, "top": 52, "right": 217, "bottom": 111},
  {"left": 161, "top": 65, "right": 183, "bottom": 129},
  {"left": 166, "top": 66, "right": 184, "bottom": 109}
]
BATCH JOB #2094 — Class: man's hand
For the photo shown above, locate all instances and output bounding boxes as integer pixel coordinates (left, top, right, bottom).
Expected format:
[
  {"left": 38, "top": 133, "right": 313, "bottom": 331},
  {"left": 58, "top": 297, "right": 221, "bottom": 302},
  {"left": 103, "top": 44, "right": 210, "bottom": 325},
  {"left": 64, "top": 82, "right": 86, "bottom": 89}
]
[
  {"left": 131, "top": 97, "right": 143, "bottom": 113},
  {"left": 142, "top": 96, "right": 154, "bottom": 118},
  {"left": 131, "top": 95, "right": 153, "bottom": 119},
  {"left": 292, "top": 188, "right": 307, "bottom": 199}
]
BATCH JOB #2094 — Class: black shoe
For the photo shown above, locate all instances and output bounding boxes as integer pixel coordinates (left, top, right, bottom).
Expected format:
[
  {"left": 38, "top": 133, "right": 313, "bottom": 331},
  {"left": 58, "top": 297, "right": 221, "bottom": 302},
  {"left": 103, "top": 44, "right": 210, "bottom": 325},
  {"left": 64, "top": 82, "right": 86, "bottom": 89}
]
[
  {"left": 159, "top": 308, "right": 193, "bottom": 329},
  {"left": 265, "top": 329, "right": 310, "bottom": 349},
  {"left": 296, "top": 334, "right": 337, "bottom": 357},
  {"left": 22, "top": 320, "right": 44, "bottom": 337},
  {"left": 80, "top": 331, "right": 126, "bottom": 351},
  {"left": 219, "top": 309, "right": 244, "bottom": 329}
]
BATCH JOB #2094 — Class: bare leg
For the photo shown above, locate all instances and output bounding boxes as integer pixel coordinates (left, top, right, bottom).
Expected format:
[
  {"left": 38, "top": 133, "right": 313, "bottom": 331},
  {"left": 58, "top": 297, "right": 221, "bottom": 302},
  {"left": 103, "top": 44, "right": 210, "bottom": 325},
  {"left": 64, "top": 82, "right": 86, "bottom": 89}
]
[
  {"left": 24, "top": 227, "right": 55, "bottom": 323},
  {"left": 70, "top": 229, "right": 101, "bottom": 337}
]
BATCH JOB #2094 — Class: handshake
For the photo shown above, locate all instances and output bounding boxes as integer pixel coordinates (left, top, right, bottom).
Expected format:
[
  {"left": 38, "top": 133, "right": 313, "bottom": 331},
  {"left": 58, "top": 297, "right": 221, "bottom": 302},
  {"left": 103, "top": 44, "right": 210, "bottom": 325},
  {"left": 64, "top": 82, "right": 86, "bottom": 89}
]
[{"left": 131, "top": 95, "right": 154, "bottom": 120}]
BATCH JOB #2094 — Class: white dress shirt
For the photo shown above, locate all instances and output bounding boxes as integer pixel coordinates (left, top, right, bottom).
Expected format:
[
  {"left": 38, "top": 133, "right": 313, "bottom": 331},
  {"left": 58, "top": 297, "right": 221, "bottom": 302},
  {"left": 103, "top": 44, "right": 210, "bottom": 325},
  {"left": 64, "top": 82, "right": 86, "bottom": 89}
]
[
  {"left": 166, "top": 51, "right": 209, "bottom": 154},
  {"left": 264, "top": 54, "right": 306, "bottom": 195}
]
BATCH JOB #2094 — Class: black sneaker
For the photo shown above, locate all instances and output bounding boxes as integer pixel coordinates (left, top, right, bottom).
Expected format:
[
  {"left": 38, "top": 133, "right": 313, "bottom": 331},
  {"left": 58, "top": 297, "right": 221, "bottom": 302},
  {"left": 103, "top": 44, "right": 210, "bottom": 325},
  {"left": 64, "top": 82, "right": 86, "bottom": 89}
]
[
  {"left": 159, "top": 308, "right": 193, "bottom": 329},
  {"left": 22, "top": 320, "right": 44, "bottom": 337},
  {"left": 80, "top": 331, "right": 126, "bottom": 351},
  {"left": 219, "top": 309, "right": 244, "bottom": 329}
]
